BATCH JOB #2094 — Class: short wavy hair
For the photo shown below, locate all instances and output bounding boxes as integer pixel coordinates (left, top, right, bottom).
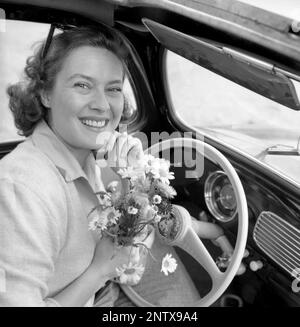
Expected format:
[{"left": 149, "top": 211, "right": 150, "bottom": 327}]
[{"left": 7, "top": 25, "right": 129, "bottom": 137}]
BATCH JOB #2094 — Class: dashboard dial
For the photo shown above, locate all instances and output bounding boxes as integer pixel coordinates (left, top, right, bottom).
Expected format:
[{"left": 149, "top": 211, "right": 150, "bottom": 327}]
[{"left": 204, "top": 171, "right": 237, "bottom": 222}]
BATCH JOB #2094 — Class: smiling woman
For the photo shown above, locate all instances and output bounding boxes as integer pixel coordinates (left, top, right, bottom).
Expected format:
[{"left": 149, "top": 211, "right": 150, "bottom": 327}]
[
  {"left": 39, "top": 45, "right": 125, "bottom": 165},
  {"left": 0, "top": 25, "right": 148, "bottom": 307},
  {"left": 0, "top": 22, "right": 201, "bottom": 307},
  {"left": 0, "top": 21, "right": 137, "bottom": 143},
  {"left": 1, "top": 0, "right": 300, "bottom": 309}
]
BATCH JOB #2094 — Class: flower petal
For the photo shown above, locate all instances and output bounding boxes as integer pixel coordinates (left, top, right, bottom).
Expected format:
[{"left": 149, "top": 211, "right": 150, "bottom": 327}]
[{"left": 161, "top": 253, "right": 178, "bottom": 275}]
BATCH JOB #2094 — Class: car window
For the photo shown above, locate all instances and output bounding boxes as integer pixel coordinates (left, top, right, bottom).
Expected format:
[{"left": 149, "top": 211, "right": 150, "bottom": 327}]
[
  {"left": 0, "top": 20, "right": 137, "bottom": 143},
  {"left": 238, "top": 0, "right": 300, "bottom": 20},
  {"left": 165, "top": 50, "right": 300, "bottom": 185}
]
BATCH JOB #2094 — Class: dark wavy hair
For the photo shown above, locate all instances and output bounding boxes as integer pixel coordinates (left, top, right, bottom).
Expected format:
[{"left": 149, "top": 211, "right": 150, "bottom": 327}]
[{"left": 7, "top": 25, "right": 129, "bottom": 137}]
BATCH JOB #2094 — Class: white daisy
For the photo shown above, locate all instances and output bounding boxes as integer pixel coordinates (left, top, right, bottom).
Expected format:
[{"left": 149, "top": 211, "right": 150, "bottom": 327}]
[
  {"left": 96, "top": 215, "right": 109, "bottom": 231},
  {"left": 143, "top": 154, "right": 158, "bottom": 174},
  {"left": 128, "top": 206, "right": 138, "bottom": 215},
  {"left": 116, "top": 262, "right": 145, "bottom": 285},
  {"left": 107, "top": 180, "right": 119, "bottom": 193},
  {"left": 98, "top": 193, "right": 112, "bottom": 207},
  {"left": 144, "top": 205, "right": 157, "bottom": 221},
  {"left": 152, "top": 194, "right": 162, "bottom": 204},
  {"left": 88, "top": 215, "right": 100, "bottom": 231},
  {"left": 154, "top": 214, "right": 162, "bottom": 224},
  {"left": 118, "top": 166, "right": 145, "bottom": 181},
  {"left": 106, "top": 207, "right": 121, "bottom": 225},
  {"left": 152, "top": 205, "right": 159, "bottom": 212},
  {"left": 147, "top": 159, "right": 161, "bottom": 179},
  {"left": 147, "top": 157, "right": 174, "bottom": 184},
  {"left": 157, "top": 159, "right": 175, "bottom": 184},
  {"left": 117, "top": 166, "right": 134, "bottom": 179},
  {"left": 156, "top": 182, "right": 177, "bottom": 198},
  {"left": 88, "top": 208, "right": 109, "bottom": 232},
  {"left": 161, "top": 253, "right": 178, "bottom": 276},
  {"left": 131, "top": 176, "right": 151, "bottom": 193}
]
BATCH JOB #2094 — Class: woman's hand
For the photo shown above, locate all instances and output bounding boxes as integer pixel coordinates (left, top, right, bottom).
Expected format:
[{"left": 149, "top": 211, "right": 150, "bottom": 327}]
[
  {"left": 91, "top": 226, "right": 155, "bottom": 286},
  {"left": 97, "top": 131, "right": 144, "bottom": 171},
  {"left": 91, "top": 236, "right": 135, "bottom": 281}
]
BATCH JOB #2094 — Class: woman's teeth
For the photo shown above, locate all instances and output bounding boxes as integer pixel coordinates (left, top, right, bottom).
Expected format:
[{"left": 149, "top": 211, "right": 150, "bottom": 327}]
[{"left": 81, "top": 119, "right": 106, "bottom": 128}]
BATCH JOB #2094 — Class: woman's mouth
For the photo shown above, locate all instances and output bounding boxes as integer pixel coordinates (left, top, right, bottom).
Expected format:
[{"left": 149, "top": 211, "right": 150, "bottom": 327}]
[{"left": 80, "top": 118, "right": 109, "bottom": 131}]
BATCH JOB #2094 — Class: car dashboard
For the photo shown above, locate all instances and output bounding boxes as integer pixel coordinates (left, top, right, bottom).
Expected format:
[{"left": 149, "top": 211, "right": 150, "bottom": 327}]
[{"left": 169, "top": 147, "right": 300, "bottom": 306}]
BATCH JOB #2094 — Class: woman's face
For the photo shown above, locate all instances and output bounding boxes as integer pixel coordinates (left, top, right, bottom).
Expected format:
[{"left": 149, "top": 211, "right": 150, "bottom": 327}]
[{"left": 45, "top": 46, "right": 124, "bottom": 152}]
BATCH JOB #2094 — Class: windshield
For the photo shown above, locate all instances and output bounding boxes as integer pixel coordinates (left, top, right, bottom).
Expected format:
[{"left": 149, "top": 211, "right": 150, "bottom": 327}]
[
  {"left": 238, "top": 0, "right": 300, "bottom": 20},
  {"left": 165, "top": 50, "right": 300, "bottom": 186}
]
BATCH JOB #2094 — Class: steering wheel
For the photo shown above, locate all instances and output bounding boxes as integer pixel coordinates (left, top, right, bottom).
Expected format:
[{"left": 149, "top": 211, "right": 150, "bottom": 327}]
[{"left": 120, "top": 138, "right": 248, "bottom": 307}]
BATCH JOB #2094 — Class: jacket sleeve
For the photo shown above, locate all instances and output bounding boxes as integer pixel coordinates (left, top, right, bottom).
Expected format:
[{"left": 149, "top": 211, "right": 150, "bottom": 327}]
[{"left": 0, "top": 178, "right": 62, "bottom": 306}]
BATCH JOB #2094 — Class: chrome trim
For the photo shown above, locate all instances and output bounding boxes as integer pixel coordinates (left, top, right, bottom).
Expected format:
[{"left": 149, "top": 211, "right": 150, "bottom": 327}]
[
  {"left": 253, "top": 211, "right": 300, "bottom": 276},
  {"left": 223, "top": 47, "right": 300, "bottom": 82},
  {"left": 204, "top": 170, "right": 237, "bottom": 222},
  {"left": 276, "top": 67, "right": 300, "bottom": 83},
  {"left": 223, "top": 47, "right": 274, "bottom": 71}
]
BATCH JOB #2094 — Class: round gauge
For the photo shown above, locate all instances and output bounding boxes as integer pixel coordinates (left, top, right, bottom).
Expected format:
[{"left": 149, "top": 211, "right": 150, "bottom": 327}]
[{"left": 204, "top": 171, "right": 237, "bottom": 222}]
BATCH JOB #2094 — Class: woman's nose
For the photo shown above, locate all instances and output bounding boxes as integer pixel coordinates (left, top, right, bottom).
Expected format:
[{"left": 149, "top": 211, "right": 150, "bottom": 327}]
[{"left": 90, "top": 89, "right": 110, "bottom": 112}]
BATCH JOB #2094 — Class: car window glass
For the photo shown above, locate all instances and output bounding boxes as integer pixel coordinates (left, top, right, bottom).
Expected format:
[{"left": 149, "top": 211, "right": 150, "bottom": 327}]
[
  {"left": 0, "top": 20, "right": 137, "bottom": 143},
  {"left": 165, "top": 50, "right": 300, "bottom": 185}
]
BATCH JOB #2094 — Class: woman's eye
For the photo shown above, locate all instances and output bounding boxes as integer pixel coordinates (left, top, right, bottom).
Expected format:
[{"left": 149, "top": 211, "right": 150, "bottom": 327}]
[
  {"left": 108, "top": 87, "right": 122, "bottom": 93},
  {"left": 74, "top": 82, "right": 90, "bottom": 90}
]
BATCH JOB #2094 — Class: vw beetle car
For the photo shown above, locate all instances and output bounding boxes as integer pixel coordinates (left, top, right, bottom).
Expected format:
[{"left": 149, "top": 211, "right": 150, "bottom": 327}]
[{"left": 1, "top": 0, "right": 300, "bottom": 307}]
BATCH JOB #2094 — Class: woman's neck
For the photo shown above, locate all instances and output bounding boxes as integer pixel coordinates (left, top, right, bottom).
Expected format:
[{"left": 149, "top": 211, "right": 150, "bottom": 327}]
[
  {"left": 49, "top": 124, "right": 91, "bottom": 168},
  {"left": 66, "top": 145, "right": 91, "bottom": 168}
]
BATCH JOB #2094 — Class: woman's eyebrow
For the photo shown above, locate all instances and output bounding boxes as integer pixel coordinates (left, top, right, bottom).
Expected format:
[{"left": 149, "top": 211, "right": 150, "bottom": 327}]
[
  {"left": 67, "top": 74, "right": 94, "bottom": 82},
  {"left": 67, "top": 74, "right": 122, "bottom": 85},
  {"left": 107, "top": 79, "right": 123, "bottom": 85}
]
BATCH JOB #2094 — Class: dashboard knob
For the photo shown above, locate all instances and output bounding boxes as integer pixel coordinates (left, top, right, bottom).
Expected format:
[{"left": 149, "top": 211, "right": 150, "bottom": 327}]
[
  {"left": 249, "top": 260, "right": 263, "bottom": 271},
  {"left": 236, "top": 263, "right": 246, "bottom": 275},
  {"left": 291, "top": 20, "right": 300, "bottom": 33},
  {"left": 243, "top": 249, "right": 250, "bottom": 258}
]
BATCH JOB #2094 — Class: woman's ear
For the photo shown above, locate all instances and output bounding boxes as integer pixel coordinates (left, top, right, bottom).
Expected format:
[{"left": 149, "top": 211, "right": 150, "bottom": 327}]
[{"left": 40, "top": 90, "right": 51, "bottom": 108}]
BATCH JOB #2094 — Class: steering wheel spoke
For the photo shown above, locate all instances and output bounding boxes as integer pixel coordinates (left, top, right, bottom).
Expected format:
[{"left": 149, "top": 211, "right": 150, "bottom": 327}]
[{"left": 174, "top": 226, "right": 224, "bottom": 283}]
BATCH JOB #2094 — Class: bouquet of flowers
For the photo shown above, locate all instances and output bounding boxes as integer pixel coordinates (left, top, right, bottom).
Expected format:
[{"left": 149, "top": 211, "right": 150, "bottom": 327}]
[{"left": 88, "top": 154, "right": 179, "bottom": 285}]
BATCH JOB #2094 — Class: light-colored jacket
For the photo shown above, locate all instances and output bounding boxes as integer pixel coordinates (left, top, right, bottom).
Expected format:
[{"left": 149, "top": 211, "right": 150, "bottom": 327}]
[{"left": 0, "top": 120, "right": 106, "bottom": 306}]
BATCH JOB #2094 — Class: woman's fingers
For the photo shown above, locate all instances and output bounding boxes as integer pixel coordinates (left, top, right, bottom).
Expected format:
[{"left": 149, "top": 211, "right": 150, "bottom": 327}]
[
  {"left": 105, "top": 132, "right": 143, "bottom": 169},
  {"left": 93, "top": 236, "right": 133, "bottom": 270},
  {"left": 126, "top": 138, "right": 143, "bottom": 166},
  {"left": 102, "top": 131, "right": 119, "bottom": 167},
  {"left": 105, "top": 131, "right": 119, "bottom": 153},
  {"left": 106, "top": 132, "right": 127, "bottom": 168},
  {"left": 120, "top": 134, "right": 131, "bottom": 159},
  {"left": 117, "top": 133, "right": 131, "bottom": 166}
]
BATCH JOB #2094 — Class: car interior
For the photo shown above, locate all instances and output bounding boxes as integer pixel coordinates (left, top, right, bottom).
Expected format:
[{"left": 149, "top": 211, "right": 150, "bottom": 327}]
[{"left": 1, "top": 0, "right": 300, "bottom": 307}]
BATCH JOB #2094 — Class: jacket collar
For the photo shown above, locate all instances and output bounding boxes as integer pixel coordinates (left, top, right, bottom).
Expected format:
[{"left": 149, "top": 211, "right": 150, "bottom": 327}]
[{"left": 31, "top": 120, "right": 96, "bottom": 184}]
